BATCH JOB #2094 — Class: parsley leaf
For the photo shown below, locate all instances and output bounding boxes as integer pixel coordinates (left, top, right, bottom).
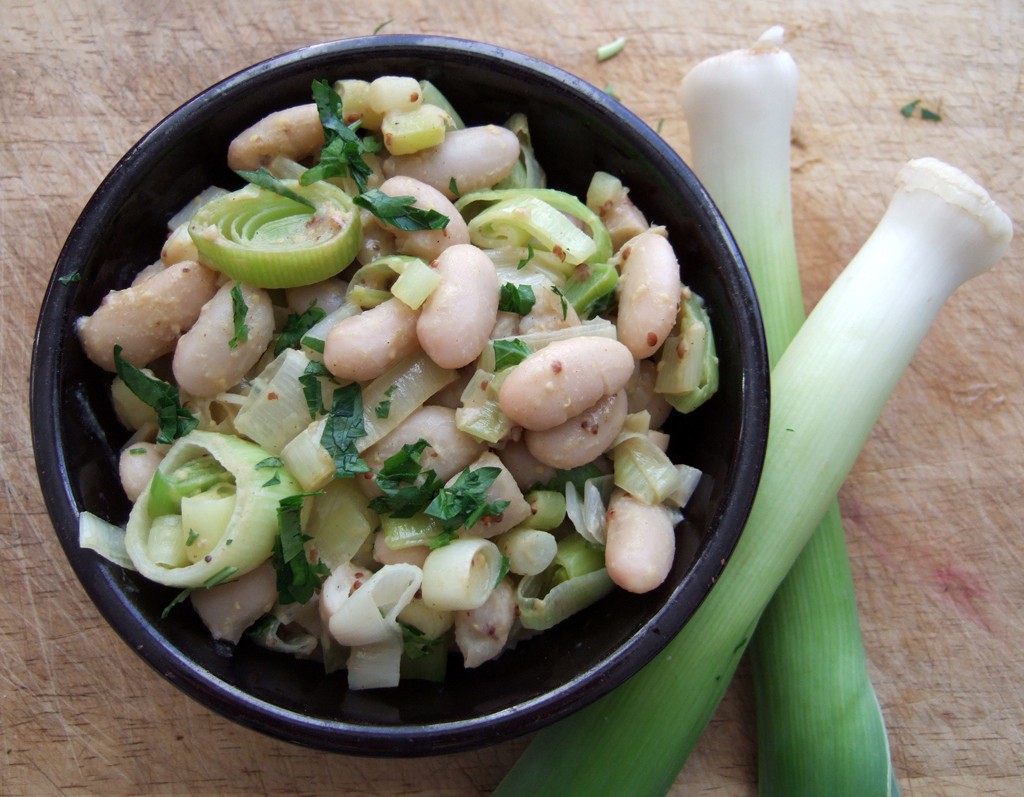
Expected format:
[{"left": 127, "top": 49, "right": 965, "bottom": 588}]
[
  {"left": 399, "top": 621, "right": 444, "bottom": 660},
  {"left": 58, "top": 271, "right": 81, "bottom": 286},
  {"left": 275, "top": 303, "right": 327, "bottom": 356},
  {"left": 448, "top": 176, "right": 461, "bottom": 198},
  {"left": 498, "top": 283, "right": 536, "bottom": 315},
  {"left": 300, "top": 79, "right": 381, "bottom": 193},
  {"left": 368, "top": 440, "right": 444, "bottom": 518},
  {"left": 550, "top": 285, "right": 569, "bottom": 320},
  {"left": 496, "top": 554, "right": 511, "bottom": 586},
  {"left": 255, "top": 457, "right": 284, "bottom": 469},
  {"left": 320, "top": 383, "right": 370, "bottom": 478},
  {"left": 161, "top": 566, "right": 239, "bottom": 619},
  {"left": 375, "top": 384, "right": 397, "bottom": 419},
  {"left": 428, "top": 528, "right": 459, "bottom": 550},
  {"left": 425, "top": 466, "right": 510, "bottom": 532},
  {"left": 235, "top": 167, "right": 317, "bottom": 210},
  {"left": 228, "top": 283, "right": 250, "bottom": 349},
  {"left": 113, "top": 345, "right": 198, "bottom": 444},
  {"left": 273, "top": 493, "right": 331, "bottom": 605},
  {"left": 492, "top": 338, "right": 532, "bottom": 370},
  {"left": 353, "top": 188, "right": 450, "bottom": 231},
  {"left": 517, "top": 243, "right": 535, "bottom": 270},
  {"left": 299, "top": 360, "right": 330, "bottom": 419}
]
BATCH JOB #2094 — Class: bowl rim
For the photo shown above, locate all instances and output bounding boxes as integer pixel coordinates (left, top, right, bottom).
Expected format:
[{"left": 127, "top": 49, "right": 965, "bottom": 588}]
[{"left": 30, "top": 33, "right": 769, "bottom": 755}]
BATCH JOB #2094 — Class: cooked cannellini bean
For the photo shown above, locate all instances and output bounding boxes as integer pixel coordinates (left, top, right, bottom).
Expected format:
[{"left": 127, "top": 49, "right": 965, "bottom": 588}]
[
  {"left": 454, "top": 578, "right": 515, "bottom": 668},
  {"left": 518, "top": 282, "right": 582, "bottom": 334},
  {"left": 425, "top": 365, "right": 475, "bottom": 409},
  {"left": 285, "top": 276, "right": 348, "bottom": 315},
  {"left": 172, "top": 281, "right": 275, "bottom": 397},
  {"left": 417, "top": 243, "right": 500, "bottom": 369},
  {"left": 118, "top": 442, "right": 167, "bottom": 503},
  {"left": 495, "top": 437, "right": 557, "bottom": 492},
  {"left": 111, "top": 375, "right": 157, "bottom": 431},
  {"left": 498, "top": 336, "right": 635, "bottom": 431},
  {"left": 355, "top": 212, "right": 398, "bottom": 265},
  {"left": 323, "top": 297, "right": 421, "bottom": 382},
  {"left": 604, "top": 490, "right": 676, "bottom": 594},
  {"left": 625, "top": 359, "right": 673, "bottom": 429},
  {"left": 377, "top": 176, "right": 470, "bottom": 261},
  {"left": 525, "top": 389, "right": 628, "bottom": 469},
  {"left": 600, "top": 194, "right": 650, "bottom": 252},
  {"left": 362, "top": 405, "right": 486, "bottom": 489},
  {"left": 457, "top": 451, "right": 532, "bottom": 538},
  {"left": 616, "top": 230, "right": 683, "bottom": 359},
  {"left": 76, "top": 259, "right": 219, "bottom": 371},
  {"left": 383, "top": 125, "right": 521, "bottom": 199},
  {"left": 189, "top": 561, "right": 277, "bottom": 644},
  {"left": 161, "top": 223, "right": 199, "bottom": 266},
  {"left": 227, "top": 103, "right": 324, "bottom": 171},
  {"left": 131, "top": 261, "right": 166, "bottom": 286}
]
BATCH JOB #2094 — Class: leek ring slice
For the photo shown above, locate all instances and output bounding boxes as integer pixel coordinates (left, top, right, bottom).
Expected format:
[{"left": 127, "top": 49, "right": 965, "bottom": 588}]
[
  {"left": 188, "top": 179, "right": 361, "bottom": 289},
  {"left": 125, "top": 430, "right": 303, "bottom": 588}
]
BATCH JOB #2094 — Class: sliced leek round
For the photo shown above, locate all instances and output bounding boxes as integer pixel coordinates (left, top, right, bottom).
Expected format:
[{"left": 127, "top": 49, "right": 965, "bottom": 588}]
[{"left": 188, "top": 179, "right": 362, "bottom": 288}]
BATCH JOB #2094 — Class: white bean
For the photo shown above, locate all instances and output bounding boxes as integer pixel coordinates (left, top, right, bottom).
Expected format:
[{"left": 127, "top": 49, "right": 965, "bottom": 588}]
[
  {"left": 118, "top": 442, "right": 167, "bottom": 503},
  {"left": 417, "top": 243, "right": 499, "bottom": 369},
  {"left": 189, "top": 561, "right": 278, "bottom": 644},
  {"left": 285, "top": 276, "right": 348, "bottom": 315},
  {"left": 604, "top": 490, "right": 676, "bottom": 594},
  {"left": 161, "top": 223, "right": 199, "bottom": 266},
  {"left": 227, "top": 103, "right": 324, "bottom": 171},
  {"left": 496, "top": 437, "right": 557, "bottom": 492},
  {"left": 616, "top": 230, "right": 683, "bottom": 359},
  {"left": 625, "top": 359, "right": 673, "bottom": 429},
  {"left": 377, "top": 175, "right": 470, "bottom": 261},
  {"left": 453, "top": 578, "right": 516, "bottom": 668},
  {"left": 525, "top": 389, "right": 628, "bottom": 469},
  {"left": 323, "top": 297, "right": 421, "bottom": 382},
  {"left": 171, "top": 282, "right": 274, "bottom": 397},
  {"left": 498, "top": 336, "right": 635, "bottom": 431},
  {"left": 360, "top": 405, "right": 487, "bottom": 497},
  {"left": 518, "top": 282, "right": 581, "bottom": 334},
  {"left": 76, "top": 260, "right": 219, "bottom": 372},
  {"left": 384, "top": 125, "right": 521, "bottom": 199}
]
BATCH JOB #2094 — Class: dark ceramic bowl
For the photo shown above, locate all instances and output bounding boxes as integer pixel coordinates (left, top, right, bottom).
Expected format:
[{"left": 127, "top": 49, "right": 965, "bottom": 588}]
[{"left": 30, "top": 35, "right": 769, "bottom": 756}]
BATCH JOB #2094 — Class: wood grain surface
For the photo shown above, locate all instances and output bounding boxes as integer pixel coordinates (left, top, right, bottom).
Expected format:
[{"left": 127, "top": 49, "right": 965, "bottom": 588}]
[{"left": 2, "top": 1, "right": 1022, "bottom": 795}]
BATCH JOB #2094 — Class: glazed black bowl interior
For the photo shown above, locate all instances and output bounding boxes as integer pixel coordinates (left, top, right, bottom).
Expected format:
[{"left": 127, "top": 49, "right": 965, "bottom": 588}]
[{"left": 30, "top": 35, "right": 769, "bottom": 756}]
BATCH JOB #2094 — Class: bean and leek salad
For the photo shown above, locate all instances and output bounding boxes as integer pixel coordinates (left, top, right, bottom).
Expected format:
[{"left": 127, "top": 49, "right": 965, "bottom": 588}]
[{"left": 76, "top": 75, "right": 719, "bottom": 690}]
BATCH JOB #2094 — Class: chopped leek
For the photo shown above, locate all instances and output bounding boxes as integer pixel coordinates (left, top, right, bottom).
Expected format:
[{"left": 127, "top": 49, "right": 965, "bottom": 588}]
[
  {"left": 188, "top": 178, "right": 361, "bottom": 289},
  {"left": 654, "top": 289, "right": 719, "bottom": 413}
]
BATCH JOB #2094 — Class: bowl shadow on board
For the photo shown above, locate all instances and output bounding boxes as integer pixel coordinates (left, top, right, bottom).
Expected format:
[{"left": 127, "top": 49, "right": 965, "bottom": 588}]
[{"left": 30, "top": 34, "right": 769, "bottom": 756}]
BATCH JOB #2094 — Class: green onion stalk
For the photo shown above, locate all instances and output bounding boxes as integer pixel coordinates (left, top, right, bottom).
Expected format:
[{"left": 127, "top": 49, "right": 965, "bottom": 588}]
[
  {"left": 493, "top": 32, "right": 1012, "bottom": 797},
  {"left": 682, "top": 27, "right": 899, "bottom": 795}
]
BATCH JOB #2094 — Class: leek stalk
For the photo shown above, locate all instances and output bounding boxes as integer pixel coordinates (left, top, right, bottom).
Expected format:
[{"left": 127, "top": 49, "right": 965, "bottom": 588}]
[
  {"left": 495, "top": 157, "right": 1011, "bottom": 797},
  {"left": 680, "top": 28, "right": 899, "bottom": 794}
]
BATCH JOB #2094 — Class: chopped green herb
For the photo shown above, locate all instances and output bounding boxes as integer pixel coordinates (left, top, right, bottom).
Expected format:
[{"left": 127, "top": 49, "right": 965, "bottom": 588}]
[
  {"left": 235, "top": 167, "right": 316, "bottom": 210},
  {"left": 255, "top": 457, "right": 284, "bottom": 469},
  {"left": 375, "top": 384, "right": 398, "bottom": 419},
  {"left": 498, "top": 282, "right": 537, "bottom": 315},
  {"left": 301, "top": 79, "right": 381, "bottom": 193},
  {"left": 605, "top": 83, "right": 619, "bottom": 99},
  {"left": 493, "top": 338, "right": 532, "bottom": 370},
  {"left": 399, "top": 621, "right": 444, "bottom": 660},
  {"left": 273, "top": 493, "right": 331, "bottom": 605},
  {"left": 299, "top": 360, "right": 330, "bottom": 418},
  {"left": 900, "top": 99, "right": 921, "bottom": 118},
  {"left": 921, "top": 107, "right": 942, "bottom": 122},
  {"left": 496, "top": 554, "right": 511, "bottom": 586},
  {"left": 320, "top": 383, "right": 370, "bottom": 478},
  {"left": 302, "top": 335, "right": 326, "bottom": 354},
  {"left": 128, "top": 447, "right": 147, "bottom": 455},
  {"left": 656, "top": 118, "right": 665, "bottom": 133},
  {"left": 161, "top": 566, "right": 240, "bottom": 618},
  {"left": 262, "top": 473, "right": 282, "bottom": 487},
  {"left": 449, "top": 176, "right": 461, "bottom": 198},
  {"left": 185, "top": 529, "right": 199, "bottom": 546},
  {"left": 517, "top": 243, "right": 535, "bottom": 270},
  {"left": 275, "top": 303, "right": 327, "bottom": 356},
  {"left": 368, "top": 439, "right": 444, "bottom": 518},
  {"left": 428, "top": 528, "right": 459, "bottom": 549},
  {"left": 550, "top": 285, "right": 569, "bottom": 320},
  {"left": 59, "top": 271, "right": 81, "bottom": 286},
  {"left": 425, "top": 466, "right": 510, "bottom": 532},
  {"left": 597, "top": 36, "right": 627, "bottom": 62},
  {"left": 113, "top": 346, "right": 198, "bottom": 444},
  {"left": 228, "top": 283, "right": 250, "bottom": 349},
  {"left": 353, "top": 188, "right": 450, "bottom": 231},
  {"left": 373, "top": 19, "right": 393, "bottom": 34}
]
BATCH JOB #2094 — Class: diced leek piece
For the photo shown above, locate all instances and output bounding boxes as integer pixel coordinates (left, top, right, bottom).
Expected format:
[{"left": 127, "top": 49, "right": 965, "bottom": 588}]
[
  {"left": 79, "top": 511, "right": 136, "bottom": 571},
  {"left": 368, "top": 75, "right": 423, "bottom": 114},
  {"left": 346, "top": 284, "right": 392, "bottom": 309},
  {"left": 585, "top": 171, "right": 625, "bottom": 214},
  {"left": 248, "top": 614, "right": 319, "bottom": 657},
  {"left": 563, "top": 261, "right": 619, "bottom": 319},
  {"left": 332, "top": 78, "right": 383, "bottom": 130},
  {"left": 188, "top": 179, "right": 361, "bottom": 289},
  {"left": 125, "top": 431, "right": 302, "bottom": 588},
  {"left": 655, "top": 290, "right": 720, "bottom": 413},
  {"left": 611, "top": 433, "right": 689, "bottom": 507},
  {"left": 180, "top": 483, "right": 238, "bottom": 564},
  {"left": 390, "top": 257, "right": 441, "bottom": 309},
  {"left": 522, "top": 490, "right": 567, "bottom": 531},
  {"left": 305, "top": 478, "right": 379, "bottom": 570},
  {"left": 494, "top": 113, "right": 546, "bottom": 190},
  {"left": 419, "top": 80, "right": 464, "bottom": 129},
  {"left": 495, "top": 528, "right": 558, "bottom": 576},
  {"left": 551, "top": 533, "right": 605, "bottom": 585},
  {"left": 381, "top": 104, "right": 450, "bottom": 156},
  {"left": 346, "top": 255, "right": 439, "bottom": 310},
  {"left": 455, "top": 369, "right": 512, "bottom": 444},
  {"left": 147, "top": 514, "right": 191, "bottom": 568},
  {"left": 564, "top": 475, "right": 615, "bottom": 545},
  {"left": 382, "top": 512, "right": 446, "bottom": 550},
  {"left": 516, "top": 567, "right": 615, "bottom": 631},
  {"left": 148, "top": 454, "right": 234, "bottom": 518}
]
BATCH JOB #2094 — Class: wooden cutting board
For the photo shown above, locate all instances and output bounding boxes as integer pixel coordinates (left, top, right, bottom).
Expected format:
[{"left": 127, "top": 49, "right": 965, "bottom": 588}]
[{"left": 3, "top": 1, "right": 1022, "bottom": 795}]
